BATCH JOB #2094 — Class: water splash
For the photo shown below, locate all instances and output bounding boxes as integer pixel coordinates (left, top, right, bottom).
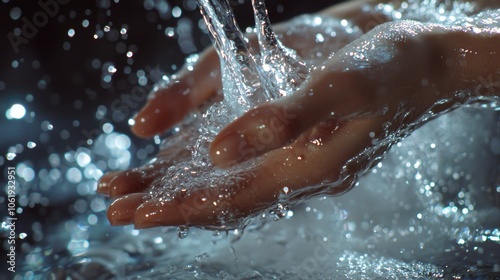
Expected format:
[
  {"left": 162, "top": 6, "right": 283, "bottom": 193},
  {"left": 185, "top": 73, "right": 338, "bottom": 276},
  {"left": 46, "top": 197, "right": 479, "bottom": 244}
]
[
  {"left": 145, "top": 0, "right": 325, "bottom": 227},
  {"left": 7, "top": 0, "right": 500, "bottom": 278},
  {"left": 251, "top": 0, "right": 309, "bottom": 97},
  {"left": 143, "top": 0, "right": 500, "bottom": 234}
]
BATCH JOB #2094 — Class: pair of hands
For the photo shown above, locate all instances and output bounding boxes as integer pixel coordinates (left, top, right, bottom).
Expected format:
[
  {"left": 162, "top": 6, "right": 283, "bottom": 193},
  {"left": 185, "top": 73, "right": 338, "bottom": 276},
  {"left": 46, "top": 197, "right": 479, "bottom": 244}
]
[{"left": 97, "top": 1, "right": 500, "bottom": 229}]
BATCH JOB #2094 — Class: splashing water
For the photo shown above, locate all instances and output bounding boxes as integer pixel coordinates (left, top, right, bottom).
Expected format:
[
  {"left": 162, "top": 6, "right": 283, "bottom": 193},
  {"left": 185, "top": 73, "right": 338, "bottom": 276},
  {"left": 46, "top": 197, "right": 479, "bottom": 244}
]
[
  {"left": 145, "top": 0, "right": 355, "bottom": 228},
  {"left": 146, "top": 0, "right": 500, "bottom": 232},
  {"left": 4, "top": 0, "right": 500, "bottom": 278}
]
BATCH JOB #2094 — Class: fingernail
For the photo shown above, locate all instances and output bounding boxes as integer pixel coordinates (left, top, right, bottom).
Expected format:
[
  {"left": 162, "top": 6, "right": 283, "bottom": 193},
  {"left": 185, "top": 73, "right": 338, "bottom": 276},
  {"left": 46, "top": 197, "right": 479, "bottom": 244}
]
[
  {"left": 130, "top": 111, "right": 149, "bottom": 135},
  {"left": 108, "top": 171, "right": 145, "bottom": 198},
  {"left": 210, "top": 133, "right": 245, "bottom": 167},
  {"left": 108, "top": 208, "right": 135, "bottom": 226},
  {"left": 97, "top": 171, "right": 120, "bottom": 195},
  {"left": 107, "top": 194, "right": 147, "bottom": 226}
]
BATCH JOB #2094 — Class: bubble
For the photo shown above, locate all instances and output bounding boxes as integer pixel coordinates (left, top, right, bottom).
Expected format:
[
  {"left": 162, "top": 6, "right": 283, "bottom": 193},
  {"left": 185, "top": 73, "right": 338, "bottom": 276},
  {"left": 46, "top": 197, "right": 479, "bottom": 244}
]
[
  {"left": 49, "top": 168, "right": 61, "bottom": 180},
  {"left": 66, "top": 167, "right": 83, "bottom": 183},
  {"left": 165, "top": 27, "right": 175, "bottom": 37},
  {"left": 38, "top": 80, "right": 47, "bottom": 90},
  {"left": 6, "top": 104, "right": 26, "bottom": 119},
  {"left": 172, "top": 6, "right": 182, "bottom": 18},
  {"left": 107, "top": 65, "right": 117, "bottom": 73},
  {"left": 63, "top": 42, "right": 71, "bottom": 51},
  {"left": 276, "top": 4, "right": 284, "bottom": 13},
  {"left": 76, "top": 152, "right": 91, "bottom": 167},
  {"left": 177, "top": 226, "right": 189, "bottom": 239},
  {"left": 315, "top": 33, "right": 325, "bottom": 43},
  {"left": 74, "top": 199, "right": 88, "bottom": 213},
  {"left": 10, "top": 7, "right": 21, "bottom": 20},
  {"left": 41, "top": 121, "right": 53, "bottom": 131},
  {"left": 60, "top": 130, "right": 70, "bottom": 140},
  {"left": 102, "top": 123, "right": 114, "bottom": 133},
  {"left": 115, "top": 134, "right": 131, "bottom": 149},
  {"left": 21, "top": 167, "right": 35, "bottom": 182},
  {"left": 91, "top": 59, "right": 101, "bottom": 69},
  {"left": 90, "top": 197, "right": 106, "bottom": 212},
  {"left": 68, "top": 29, "right": 75, "bottom": 37},
  {"left": 87, "top": 214, "right": 98, "bottom": 225}
]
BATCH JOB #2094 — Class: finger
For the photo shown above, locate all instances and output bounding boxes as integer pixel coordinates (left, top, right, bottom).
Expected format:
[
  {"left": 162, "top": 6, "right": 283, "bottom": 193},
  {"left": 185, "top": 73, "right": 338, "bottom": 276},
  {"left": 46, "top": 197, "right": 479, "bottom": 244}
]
[
  {"left": 133, "top": 189, "right": 231, "bottom": 228},
  {"left": 131, "top": 48, "right": 222, "bottom": 138},
  {"left": 98, "top": 143, "right": 192, "bottom": 198},
  {"left": 134, "top": 117, "right": 384, "bottom": 228},
  {"left": 97, "top": 167, "right": 158, "bottom": 198},
  {"left": 96, "top": 171, "right": 121, "bottom": 195},
  {"left": 107, "top": 193, "right": 149, "bottom": 226},
  {"left": 210, "top": 65, "right": 376, "bottom": 166},
  {"left": 98, "top": 170, "right": 152, "bottom": 198}
]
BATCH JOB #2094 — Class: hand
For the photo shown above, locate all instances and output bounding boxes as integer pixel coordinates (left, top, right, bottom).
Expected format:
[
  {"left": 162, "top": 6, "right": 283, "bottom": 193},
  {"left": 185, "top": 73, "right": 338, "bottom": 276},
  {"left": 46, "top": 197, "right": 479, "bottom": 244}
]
[
  {"left": 98, "top": 7, "right": 500, "bottom": 229},
  {"left": 97, "top": 9, "right": 368, "bottom": 228}
]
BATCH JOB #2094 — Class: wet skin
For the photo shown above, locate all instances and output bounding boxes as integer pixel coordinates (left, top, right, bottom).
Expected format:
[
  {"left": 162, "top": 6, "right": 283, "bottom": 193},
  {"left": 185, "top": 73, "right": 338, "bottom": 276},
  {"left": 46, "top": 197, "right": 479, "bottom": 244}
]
[{"left": 98, "top": 0, "right": 500, "bottom": 228}]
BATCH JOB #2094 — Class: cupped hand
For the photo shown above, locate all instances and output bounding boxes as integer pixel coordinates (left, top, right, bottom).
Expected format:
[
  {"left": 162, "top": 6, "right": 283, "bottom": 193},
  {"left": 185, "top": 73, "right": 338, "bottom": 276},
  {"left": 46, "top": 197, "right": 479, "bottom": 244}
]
[
  {"left": 97, "top": 11, "right": 369, "bottom": 228},
  {"left": 98, "top": 12, "right": 500, "bottom": 228}
]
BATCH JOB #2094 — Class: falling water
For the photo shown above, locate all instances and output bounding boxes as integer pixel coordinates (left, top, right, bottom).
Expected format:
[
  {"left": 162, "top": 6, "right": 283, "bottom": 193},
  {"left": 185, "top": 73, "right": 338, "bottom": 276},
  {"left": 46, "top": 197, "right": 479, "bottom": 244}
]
[
  {"left": 3, "top": 0, "right": 500, "bottom": 278},
  {"left": 145, "top": 0, "right": 319, "bottom": 228}
]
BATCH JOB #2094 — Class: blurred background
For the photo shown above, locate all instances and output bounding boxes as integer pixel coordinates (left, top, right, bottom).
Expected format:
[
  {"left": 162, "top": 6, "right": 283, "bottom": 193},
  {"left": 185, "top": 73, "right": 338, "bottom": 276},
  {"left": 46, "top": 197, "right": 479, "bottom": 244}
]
[{"left": 1, "top": 0, "right": 500, "bottom": 279}]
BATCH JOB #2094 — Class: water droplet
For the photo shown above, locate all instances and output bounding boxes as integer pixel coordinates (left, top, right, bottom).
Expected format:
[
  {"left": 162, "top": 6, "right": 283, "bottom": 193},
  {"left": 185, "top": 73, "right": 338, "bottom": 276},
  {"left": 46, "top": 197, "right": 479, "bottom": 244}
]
[
  {"left": 10, "top": 7, "right": 21, "bottom": 20},
  {"left": 6, "top": 153, "right": 16, "bottom": 161},
  {"left": 6, "top": 104, "right": 26, "bottom": 119},
  {"left": 177, "top": 226, "right": 189, "bottom": 239}
]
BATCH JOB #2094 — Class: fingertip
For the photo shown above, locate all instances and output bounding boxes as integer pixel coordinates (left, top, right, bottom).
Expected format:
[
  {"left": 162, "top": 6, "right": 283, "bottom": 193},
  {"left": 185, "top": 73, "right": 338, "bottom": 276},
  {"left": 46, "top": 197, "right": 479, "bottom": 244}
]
[
  {"left": 134, "top": 194, "right": 217, "bottom": 228},
  {"left": 134, "top": 199, "right": 175, "bottom": 228},
  {"left": 209, "top": 132, "right": 247, "bottom": 167},
  {"left": 108, "top": 171, "right": 148, "bottom": 198},
  {"left": 97, "top": 171, "right": 121, "bottom": 195},
  {"left": 130, "top": 111, "right": 155, "bottom": 138},
  {"left": 210, "top": 103, "right": 299, "bottom": 167},
  {"left": 107, "top": 193, "right": 147, "bottom": 226},
  {"left": 130, "top": 106, "right": 173, "bottom": 139},
  {"left": 130, "top": 87, "right": 191, "bottom": 138}
]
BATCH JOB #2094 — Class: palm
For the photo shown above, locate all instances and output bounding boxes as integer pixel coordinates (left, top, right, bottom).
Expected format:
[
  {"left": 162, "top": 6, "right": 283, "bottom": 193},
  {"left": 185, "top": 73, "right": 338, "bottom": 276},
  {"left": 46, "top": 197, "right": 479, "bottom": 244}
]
[
  {"left": 97, "top": 15, "right": 369, "bottom": 228},
  {"left": 98, "top": 18, "right": 462, "bottom": 229}
]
